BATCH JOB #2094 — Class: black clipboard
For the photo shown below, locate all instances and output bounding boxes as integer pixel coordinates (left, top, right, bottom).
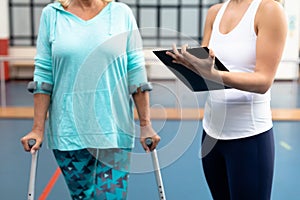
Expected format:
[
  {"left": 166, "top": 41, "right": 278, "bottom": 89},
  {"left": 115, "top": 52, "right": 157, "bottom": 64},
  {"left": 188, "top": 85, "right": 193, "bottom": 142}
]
[{"left": 153, "top": 47, "right": 230, "bottom": 92}]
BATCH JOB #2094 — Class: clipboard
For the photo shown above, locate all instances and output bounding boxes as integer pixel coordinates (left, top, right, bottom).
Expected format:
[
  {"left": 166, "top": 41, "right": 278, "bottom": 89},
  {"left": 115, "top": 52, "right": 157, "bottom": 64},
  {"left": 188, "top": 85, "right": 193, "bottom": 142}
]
[{"left": 153, "top": 47, "right": 231, "bottom": 92}]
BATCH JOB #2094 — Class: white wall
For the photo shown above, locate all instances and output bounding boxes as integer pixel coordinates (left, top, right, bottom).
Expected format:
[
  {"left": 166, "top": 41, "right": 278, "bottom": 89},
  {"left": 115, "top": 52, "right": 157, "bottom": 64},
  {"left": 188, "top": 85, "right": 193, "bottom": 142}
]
[
  {"left": 0, "top": 0, "right": 9, "bottom": 39},
  {"left": 275, "top": 0, "right": 300, "bottom": 80}
]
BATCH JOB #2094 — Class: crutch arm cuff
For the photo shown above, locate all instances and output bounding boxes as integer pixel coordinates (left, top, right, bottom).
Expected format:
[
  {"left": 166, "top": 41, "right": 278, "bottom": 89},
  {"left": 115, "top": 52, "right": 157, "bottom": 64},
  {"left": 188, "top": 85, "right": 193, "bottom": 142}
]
[
  {"left": 27, "top": 81, "right": 53, "bottom": 95},
  {"left": 129, "top": 82, "right": 153, "bottom": 95}
]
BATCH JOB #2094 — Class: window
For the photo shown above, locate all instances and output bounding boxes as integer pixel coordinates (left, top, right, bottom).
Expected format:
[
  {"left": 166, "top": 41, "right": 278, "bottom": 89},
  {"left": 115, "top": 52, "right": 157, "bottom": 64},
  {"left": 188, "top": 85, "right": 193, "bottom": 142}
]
[
  {"left": 9, "top": 0, "right": 222, "bottom": 47},
  {"left": 9, "top": 0, "right": 54, "bottom": 46}
]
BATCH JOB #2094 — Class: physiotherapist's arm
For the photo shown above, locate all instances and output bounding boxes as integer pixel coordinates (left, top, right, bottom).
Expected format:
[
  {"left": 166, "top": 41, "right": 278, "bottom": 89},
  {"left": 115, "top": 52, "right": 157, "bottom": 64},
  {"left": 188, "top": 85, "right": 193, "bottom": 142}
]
[
  {"left": 219, "top": 1, "right": 287, "bottom": 94},
  {"left": 201, "top": 3, "right": 222, "bottom": 47},
  {"left": 202, "top": 1, "right": 287, "bottom": 94}
]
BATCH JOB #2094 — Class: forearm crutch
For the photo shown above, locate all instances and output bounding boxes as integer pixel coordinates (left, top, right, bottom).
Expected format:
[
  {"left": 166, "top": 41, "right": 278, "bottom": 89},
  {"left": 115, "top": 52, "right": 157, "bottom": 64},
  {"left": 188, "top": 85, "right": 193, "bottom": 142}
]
[
  {"left": 145, "top": 138, "right": 167, "bottom": 200},
  {"left": 27, "top": 139, "right": 39, "bottom": 200}
]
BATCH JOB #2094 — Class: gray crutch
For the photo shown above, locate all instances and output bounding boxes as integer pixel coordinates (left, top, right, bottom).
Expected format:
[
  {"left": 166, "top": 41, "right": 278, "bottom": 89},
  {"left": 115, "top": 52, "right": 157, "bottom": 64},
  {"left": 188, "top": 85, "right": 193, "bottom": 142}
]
[
  {"left": 27, "top": 139, "right": 39, "bottom": 200},
  {"left": 145, "top": 138, "right": 166, "bottom": 200}
]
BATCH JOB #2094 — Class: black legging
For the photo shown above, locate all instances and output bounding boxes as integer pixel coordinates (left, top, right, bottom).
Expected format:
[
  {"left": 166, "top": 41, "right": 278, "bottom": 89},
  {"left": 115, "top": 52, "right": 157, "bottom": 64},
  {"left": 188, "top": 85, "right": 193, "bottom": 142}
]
[{"left": 201, "top": 128, "right": 274, "bottom": 200}]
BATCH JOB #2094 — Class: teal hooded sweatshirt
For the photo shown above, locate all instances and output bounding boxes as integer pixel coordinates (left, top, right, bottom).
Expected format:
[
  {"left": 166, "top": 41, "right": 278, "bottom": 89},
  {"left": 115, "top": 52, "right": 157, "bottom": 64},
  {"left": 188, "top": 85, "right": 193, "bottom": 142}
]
[{"left": 34, "top": 2, "right": 148, "bottom": 150}]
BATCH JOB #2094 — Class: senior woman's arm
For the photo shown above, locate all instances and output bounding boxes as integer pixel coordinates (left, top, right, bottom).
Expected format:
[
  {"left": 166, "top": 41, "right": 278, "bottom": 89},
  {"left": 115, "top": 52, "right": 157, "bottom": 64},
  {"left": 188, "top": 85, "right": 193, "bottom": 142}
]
[{"left": 133, "top": 88, "right": 160, "bottom": 152}]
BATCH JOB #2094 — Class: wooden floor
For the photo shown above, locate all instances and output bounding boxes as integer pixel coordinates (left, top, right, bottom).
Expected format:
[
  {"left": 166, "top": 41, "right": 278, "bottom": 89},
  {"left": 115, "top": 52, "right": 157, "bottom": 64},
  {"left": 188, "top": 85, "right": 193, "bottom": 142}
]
[{"left": 1, "top": 106, "right": 300, "bottom": 121}]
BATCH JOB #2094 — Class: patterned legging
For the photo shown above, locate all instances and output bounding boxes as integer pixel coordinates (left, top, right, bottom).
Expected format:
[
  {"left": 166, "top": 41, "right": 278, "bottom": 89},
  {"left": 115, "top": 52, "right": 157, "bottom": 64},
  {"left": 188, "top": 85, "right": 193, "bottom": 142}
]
[{"left": 53, "top": 148, "right": 132, "bottom": 200}]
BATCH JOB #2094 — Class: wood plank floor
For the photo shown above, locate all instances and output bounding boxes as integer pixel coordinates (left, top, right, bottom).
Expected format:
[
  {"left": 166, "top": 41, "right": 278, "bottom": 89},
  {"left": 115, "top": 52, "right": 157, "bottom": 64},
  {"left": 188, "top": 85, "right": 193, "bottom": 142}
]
[{"left": 1, "top": 107, "right": 300, "bottom": 121}]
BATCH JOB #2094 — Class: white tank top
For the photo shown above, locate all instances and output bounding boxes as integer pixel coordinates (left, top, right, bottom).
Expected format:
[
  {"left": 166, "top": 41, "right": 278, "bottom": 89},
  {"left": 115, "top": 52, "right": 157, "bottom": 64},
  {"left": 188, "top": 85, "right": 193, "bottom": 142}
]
[{"left": 203, "top": 0, "right": 273, "bottom": 140}]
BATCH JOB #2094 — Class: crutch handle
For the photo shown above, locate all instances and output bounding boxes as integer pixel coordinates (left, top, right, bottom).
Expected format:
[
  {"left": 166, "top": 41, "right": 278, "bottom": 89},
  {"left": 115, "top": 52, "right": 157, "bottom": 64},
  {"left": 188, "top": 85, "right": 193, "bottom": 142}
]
[
  {"left": 145, "top": 137, "right": 153, "bottom": 149},
  {"left": 28, "top": 139, "right": 36, "bottom": 149},
  {"left": 28, "top": 139, "right": 42, "bottom": 150}
]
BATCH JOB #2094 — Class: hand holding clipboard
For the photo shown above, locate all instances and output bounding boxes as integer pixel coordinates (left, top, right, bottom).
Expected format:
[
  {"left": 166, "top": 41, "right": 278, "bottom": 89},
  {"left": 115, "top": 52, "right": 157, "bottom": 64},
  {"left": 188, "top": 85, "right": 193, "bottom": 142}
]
[{"left": 153, "top": 45, "right": 230, "bottom": 92}]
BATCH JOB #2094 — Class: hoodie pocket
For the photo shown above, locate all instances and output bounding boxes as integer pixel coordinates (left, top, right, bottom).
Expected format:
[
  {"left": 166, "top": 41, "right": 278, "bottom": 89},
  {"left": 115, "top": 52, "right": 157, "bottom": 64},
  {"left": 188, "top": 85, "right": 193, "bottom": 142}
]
[{"left": 59, "top": 90, "right": 116, "bottom": 135}]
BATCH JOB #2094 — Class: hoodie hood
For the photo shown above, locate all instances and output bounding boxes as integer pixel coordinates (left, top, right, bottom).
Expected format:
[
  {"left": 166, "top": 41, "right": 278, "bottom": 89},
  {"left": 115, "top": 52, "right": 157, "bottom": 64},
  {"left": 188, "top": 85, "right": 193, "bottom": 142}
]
[{"left": 48, "top": 1, "right": 113, "bottom": 35}]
